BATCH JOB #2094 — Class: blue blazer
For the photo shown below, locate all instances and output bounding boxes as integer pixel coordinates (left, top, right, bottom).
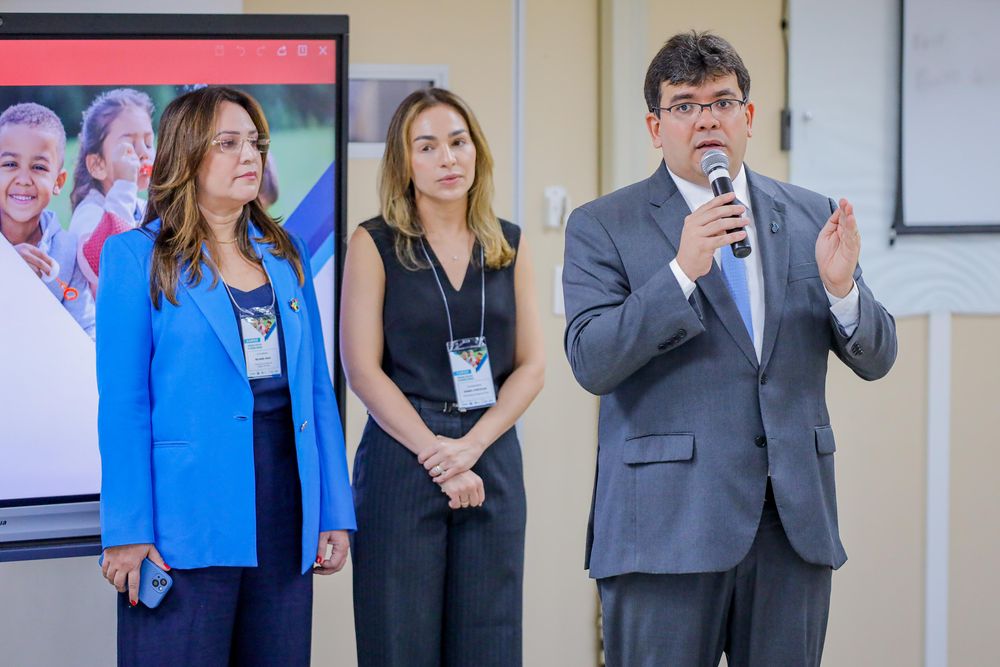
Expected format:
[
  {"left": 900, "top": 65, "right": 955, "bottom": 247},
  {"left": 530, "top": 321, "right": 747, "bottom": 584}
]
[{"left": 96, "top": 220, "right": 356, "bottom": 574}]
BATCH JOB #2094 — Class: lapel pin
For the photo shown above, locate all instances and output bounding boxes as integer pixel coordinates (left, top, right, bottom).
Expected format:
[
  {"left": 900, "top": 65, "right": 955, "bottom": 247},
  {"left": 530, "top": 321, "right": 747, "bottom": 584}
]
[
  {"left": 289, "top": 298, "right": 300, "bottom": 312},
  {"left": 770, "top": 221, "right": 781, "bottom": 233}
]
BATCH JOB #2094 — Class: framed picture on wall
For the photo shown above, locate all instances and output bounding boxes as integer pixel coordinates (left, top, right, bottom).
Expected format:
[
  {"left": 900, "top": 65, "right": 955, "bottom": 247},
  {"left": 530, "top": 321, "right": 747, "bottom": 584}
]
[{"left": 349, "top": 64, "right": 448, "bottom": 158}]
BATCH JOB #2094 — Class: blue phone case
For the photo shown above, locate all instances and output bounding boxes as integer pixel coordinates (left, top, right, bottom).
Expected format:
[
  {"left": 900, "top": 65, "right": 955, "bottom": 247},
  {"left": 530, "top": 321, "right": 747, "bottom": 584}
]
[{"left": 98, "top": 555, "right": 173, "bottom": 608}]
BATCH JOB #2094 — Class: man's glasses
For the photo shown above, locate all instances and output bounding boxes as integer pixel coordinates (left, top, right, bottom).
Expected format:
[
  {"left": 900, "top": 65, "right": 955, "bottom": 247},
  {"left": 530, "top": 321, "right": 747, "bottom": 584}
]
[
  {"left": 652, "top": 98, "right": 747, "bottom": 123},
  {"left": 210, "top": 134, "right": 270, "bottom": 155}
]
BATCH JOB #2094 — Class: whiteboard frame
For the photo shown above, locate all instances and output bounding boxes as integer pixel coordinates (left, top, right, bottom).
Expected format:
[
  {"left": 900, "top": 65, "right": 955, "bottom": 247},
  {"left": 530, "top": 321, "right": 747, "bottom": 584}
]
[{"left": 893, "top": 0, "right": 1000, "bottom": 236}]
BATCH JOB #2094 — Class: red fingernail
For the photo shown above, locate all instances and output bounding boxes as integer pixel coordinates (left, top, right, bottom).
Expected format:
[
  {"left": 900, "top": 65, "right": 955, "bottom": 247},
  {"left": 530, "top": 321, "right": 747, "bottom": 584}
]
[
  {"left": 130, "top": 599, "right": 137, "bottom": 607},
  {"left": 316, "top": 556, "right": 323, "bottom": 564},
  {"left": 162, "top": 563, "right": 171, "bottom": 571}
]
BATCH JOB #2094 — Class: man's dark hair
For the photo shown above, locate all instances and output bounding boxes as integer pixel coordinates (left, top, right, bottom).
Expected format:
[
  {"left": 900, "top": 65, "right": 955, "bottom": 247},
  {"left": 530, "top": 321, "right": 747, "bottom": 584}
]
[{"left": 644, "top": 31, "right": 751, "bottom": 114}]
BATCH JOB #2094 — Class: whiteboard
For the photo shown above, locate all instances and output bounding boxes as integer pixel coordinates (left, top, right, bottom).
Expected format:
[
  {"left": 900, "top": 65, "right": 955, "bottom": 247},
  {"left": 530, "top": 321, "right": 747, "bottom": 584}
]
[{"left": 902, "top": 0, "right": 1000, "bottom": 228}]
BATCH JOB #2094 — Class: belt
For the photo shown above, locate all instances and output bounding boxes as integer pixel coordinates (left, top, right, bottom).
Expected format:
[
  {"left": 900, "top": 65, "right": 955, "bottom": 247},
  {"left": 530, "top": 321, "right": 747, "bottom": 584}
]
[{"left": 407, "top": 396, "right": 469, "bottom": 414}]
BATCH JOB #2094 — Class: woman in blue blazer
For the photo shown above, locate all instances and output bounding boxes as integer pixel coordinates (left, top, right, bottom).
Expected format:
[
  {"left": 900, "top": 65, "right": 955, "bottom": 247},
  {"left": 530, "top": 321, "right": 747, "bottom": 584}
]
[{"left": 96, "top": 86, "right": 355, "bottom": 667}]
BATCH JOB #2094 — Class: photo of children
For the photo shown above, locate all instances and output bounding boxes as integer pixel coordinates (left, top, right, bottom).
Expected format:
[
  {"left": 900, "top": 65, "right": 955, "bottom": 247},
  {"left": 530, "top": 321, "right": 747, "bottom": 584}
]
[
  {"left": 0, "top": 83, "right": 335, "bottom": 341},
  {"left": 0, "top": 102, "right": 96, "bottom": 338},
  {"left": 69, "top": 89, "right": 155, "bottom": 295},
  {"left": 459, "top": 347, "right": 488, "bottom": 371}
]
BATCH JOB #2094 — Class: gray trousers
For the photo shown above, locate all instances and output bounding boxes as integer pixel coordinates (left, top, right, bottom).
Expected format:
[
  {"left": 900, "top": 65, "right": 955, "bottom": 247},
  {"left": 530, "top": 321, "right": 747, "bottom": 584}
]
[{"left": 598, "top": 486, "right": 832, "bottom": 667}]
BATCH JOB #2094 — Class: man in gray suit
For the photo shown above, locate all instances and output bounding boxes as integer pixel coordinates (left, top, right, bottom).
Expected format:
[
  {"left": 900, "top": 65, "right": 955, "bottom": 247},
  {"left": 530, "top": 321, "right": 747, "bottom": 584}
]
[{"left": 563, "top": 32, "right": 897, "bottom": 666}]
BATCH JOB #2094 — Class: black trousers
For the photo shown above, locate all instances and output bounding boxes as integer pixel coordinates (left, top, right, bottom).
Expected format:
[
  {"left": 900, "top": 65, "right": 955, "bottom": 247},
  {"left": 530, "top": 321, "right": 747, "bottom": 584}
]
[
  {"left": 351, "top": 399, "right": 527, "bottom": 667},
  {"left": 116, "top": 407, "right": 312, "bottom": 667},
  {"left": 598, "top": 483, "right": 833, "bottom": 667}
]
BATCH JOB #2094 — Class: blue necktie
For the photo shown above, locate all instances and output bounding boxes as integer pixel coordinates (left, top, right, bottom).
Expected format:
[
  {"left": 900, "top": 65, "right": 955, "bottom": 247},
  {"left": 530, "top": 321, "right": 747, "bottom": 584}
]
[{"left": 720, "top": 243, "right": 754, "bottom": 342}]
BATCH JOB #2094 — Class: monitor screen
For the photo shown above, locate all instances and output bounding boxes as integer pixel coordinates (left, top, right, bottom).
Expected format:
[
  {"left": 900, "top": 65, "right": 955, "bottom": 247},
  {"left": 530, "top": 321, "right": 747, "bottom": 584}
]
[{"left": 0, "top": 15, "right": 348, "bottom": 557}]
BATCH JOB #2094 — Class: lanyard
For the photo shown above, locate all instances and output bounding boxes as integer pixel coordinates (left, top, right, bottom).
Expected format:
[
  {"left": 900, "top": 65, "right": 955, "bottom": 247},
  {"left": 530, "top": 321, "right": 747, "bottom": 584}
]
[
  {"left": 209, "top": 253, "right": 277, "bottom": 316},
  {"left": 419, "top": 239, "right": 485, "bottom": 343}
]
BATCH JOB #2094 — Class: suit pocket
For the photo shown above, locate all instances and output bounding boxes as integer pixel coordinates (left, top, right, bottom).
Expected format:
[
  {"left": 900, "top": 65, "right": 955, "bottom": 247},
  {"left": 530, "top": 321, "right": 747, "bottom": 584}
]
[
  {"left": 815, "top": 426, "right": 836, "bottom": 455},
  {"left": 788, "top": 262, "right": 820, "bottom": 283},
  {"left": 623, "top": 433, "right": 694, "bottom": 464},
  {"left": 152, "top": 440, "right": 190, "bottom": 448}
]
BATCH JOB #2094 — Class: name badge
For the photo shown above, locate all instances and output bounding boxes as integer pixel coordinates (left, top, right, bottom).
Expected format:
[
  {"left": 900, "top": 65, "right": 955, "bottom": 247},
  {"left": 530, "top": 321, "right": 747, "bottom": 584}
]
[
  {"left": 240, "top": 308, "right": 281, "bottom": 379},
  {"left": 447, "top": 337, "right": 497, "bottom": 410}
]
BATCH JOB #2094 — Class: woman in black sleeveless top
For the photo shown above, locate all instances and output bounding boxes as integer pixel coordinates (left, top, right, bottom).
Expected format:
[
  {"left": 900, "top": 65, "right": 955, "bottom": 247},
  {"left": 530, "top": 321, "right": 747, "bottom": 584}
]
[{"left": 341, "top": 88, "right": 544, "bottom": 667}]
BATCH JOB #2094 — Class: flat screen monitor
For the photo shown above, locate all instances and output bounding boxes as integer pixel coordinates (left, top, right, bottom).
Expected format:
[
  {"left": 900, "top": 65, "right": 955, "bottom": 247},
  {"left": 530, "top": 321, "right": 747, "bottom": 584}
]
[{"left": 0, "top": 13, "right": 349, "bottom": 561}]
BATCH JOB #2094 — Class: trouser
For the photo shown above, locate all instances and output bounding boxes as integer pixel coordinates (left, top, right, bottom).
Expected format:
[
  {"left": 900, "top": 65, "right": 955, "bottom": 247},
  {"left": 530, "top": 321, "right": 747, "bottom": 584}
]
[
  {"left": 598, "top": 482, "right": 833, "bottom": 667},
  {"left": 117, "top": 406, "right": 311, "bottom": 667},
  {"left": 352, "top": 398, "right": 527, "bottom": 667}
]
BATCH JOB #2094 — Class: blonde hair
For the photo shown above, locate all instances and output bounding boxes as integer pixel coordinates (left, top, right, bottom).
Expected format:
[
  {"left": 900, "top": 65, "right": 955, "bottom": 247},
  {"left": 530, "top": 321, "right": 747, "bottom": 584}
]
[
  {"left": 143, "top": 86, "right": 303, "bottom": 308},
  {"left": 379, "top": 88, "right": 514, "bottom": 270}
]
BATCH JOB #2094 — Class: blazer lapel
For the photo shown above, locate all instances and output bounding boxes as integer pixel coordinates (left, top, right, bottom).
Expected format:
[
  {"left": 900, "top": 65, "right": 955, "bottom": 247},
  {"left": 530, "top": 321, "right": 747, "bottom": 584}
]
[
  {"left": 747, "top": 170, "right": 789, "bottom": 370},
  {"left": 253, "top": 229, "right": 302, "bottom": 392},
  {"left": 179, "top": 258, "right": 247, "bottom": 378},
  {"left": 648, "top": 163, "right": 758, "bottom": 370}
]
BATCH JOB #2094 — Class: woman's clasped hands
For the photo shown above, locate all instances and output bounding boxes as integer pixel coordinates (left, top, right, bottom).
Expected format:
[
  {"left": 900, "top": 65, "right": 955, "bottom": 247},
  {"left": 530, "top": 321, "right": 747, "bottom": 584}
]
[{"left": 418, "top": 435, "right": 487, "bottom": 509}]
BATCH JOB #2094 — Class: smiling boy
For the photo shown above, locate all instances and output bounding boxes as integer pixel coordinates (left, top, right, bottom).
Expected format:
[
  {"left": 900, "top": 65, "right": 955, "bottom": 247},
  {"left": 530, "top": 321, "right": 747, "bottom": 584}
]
[{"left": 0, "top": 102, "right": 95, "bottom": 339}]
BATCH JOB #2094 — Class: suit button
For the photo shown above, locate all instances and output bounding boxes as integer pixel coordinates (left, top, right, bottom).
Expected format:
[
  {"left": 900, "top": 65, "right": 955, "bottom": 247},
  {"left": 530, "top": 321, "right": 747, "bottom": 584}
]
[
  {"left": 299, "top": 420, "right": 308, "bottom": 432},
  {"left": 677, "top": 329, "right": 687, "bottom": 339},
  {"left": 754, "top": 435, "right": 767, "bottom": 448},
  {"left": 657, "top": 342, "right": 667, "bottom": 350},
  {"left": 851, "top": 343, "right": 864, "bottom": 356},
  {"left": 759, "top": 374, "right": 768, "bottom": 385}
]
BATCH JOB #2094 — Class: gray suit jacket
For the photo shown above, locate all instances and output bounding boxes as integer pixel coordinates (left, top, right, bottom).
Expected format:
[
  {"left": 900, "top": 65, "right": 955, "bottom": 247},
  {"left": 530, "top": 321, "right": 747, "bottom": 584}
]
[{"left": 563, "top": 163, "right": 897, "bottom": 579}]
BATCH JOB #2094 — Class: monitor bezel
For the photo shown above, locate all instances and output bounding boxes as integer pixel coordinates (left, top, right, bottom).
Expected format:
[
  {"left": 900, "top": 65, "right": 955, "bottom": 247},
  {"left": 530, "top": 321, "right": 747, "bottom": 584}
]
[{"left": 0, "top": 12, "right": 350, "bottom": 561}]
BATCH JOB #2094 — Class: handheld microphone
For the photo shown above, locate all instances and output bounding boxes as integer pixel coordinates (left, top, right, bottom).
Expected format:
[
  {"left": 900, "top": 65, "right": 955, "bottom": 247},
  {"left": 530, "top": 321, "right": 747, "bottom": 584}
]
[{"left": 700, "top": 149, "right": 751, "bottom": 258}]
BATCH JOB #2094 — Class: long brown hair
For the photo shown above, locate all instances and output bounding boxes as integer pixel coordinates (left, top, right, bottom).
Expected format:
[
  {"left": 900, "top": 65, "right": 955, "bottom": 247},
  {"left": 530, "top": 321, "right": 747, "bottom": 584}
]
[
  {"left": 379, "top": 88, "right": 514, "bottom": 270},
  {"left": 143, "top": 86, "right": 303, "bottom": 308}
]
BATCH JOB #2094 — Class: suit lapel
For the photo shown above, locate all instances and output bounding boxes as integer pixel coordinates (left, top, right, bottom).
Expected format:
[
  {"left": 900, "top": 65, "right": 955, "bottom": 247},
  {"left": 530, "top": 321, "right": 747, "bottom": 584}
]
[
  {"left": 648, "top": 163, "right": 758, "bottom": 370},
  {"left": 747, "top": 170, "right": 789, "bottom": 370},
  {"left": 254, "top": 230, "right": 302, "bottom": 392}
]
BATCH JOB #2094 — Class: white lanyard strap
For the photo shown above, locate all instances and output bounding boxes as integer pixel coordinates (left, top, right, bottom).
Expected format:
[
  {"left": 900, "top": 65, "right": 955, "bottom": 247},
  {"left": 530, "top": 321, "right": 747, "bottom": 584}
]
[
  {"left": 419, "top": 239, "right": 486, "bottom": 343},
  {"left": 212, "top": 256, "right": 276, "bottom": 317}
]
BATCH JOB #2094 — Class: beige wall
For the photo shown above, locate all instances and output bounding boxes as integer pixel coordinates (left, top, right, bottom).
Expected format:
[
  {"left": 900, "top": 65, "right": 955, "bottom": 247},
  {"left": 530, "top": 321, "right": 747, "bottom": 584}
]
[{"left": 949, "top": 316, "right": 1000, "bottom": 666}]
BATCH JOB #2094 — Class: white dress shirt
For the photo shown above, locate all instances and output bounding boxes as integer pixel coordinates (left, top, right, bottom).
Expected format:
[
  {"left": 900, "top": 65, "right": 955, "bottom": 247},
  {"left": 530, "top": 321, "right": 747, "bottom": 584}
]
[{"left": 665, "top": 165, "right": 860, "bottom": 361}]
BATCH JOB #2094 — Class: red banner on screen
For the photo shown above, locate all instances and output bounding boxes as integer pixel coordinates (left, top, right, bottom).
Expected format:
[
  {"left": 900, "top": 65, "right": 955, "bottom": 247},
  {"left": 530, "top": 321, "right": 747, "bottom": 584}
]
[{"left": 0, "top": 40, "right": 336, "bottom": 86}]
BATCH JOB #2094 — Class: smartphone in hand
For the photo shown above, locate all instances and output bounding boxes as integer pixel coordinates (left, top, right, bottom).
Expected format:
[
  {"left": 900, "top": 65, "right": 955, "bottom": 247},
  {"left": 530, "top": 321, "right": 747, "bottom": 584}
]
[{"left": 98, "top": 555, "right": 173, "bottom": 608}]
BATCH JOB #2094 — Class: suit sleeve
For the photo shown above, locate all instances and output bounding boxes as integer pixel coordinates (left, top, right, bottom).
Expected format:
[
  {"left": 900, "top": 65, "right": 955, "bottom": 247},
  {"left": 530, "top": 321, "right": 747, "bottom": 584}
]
[
  {"left": 296, "top": 237, "right": 357, "bottom": 532},
  {"left": 825, "top": 199, "right": 898, "bottom": 380},
  {"left": 96, "top": 234, "right": 155, "bottom": 548},
  {"left": 562, "top": 206, "right": 705, "bottom": 395}
]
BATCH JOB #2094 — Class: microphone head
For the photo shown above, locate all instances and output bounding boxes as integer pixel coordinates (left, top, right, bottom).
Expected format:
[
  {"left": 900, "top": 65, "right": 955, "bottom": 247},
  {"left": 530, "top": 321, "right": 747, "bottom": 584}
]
[{"left": 700, "top": 149, "right": 729, "bottom": 177}]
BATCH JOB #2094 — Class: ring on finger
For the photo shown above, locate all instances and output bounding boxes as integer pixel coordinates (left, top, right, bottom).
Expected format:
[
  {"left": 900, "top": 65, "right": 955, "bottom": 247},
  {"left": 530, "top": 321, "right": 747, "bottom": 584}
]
[{"left": 431, "top": 465, "right": 444, "bottom": 477}]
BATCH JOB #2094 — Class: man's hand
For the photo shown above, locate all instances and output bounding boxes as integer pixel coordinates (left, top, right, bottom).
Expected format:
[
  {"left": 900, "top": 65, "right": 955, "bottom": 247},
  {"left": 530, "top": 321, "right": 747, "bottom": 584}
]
[
  {"left": 816, "top": 198, "right": 860, "bottom": 298},
  {"left": 675, "top": 192, "right": 748, "bottom": 281},
  {"left": 439, "top": 470, "right": 486, "bottom": 510},
  {"left": 418, "top": 435, "right": 485, "bottom": 484}
]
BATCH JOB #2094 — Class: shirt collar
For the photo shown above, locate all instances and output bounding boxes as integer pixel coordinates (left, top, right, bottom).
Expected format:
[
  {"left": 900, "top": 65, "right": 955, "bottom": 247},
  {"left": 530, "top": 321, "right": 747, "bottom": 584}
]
[{"left": 665, "top": 162, "right": 751, "bottom": 216}]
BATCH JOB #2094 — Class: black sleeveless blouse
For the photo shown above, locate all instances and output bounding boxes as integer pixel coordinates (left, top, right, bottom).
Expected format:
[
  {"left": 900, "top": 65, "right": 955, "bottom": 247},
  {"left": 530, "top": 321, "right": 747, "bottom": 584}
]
[{"left": 361, "top": 216, "right": 520, "bottom": 404}]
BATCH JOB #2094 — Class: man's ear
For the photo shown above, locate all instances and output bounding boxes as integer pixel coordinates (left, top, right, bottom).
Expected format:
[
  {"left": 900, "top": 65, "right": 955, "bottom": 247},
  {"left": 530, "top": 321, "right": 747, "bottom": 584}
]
[
  {"left": 53, "top": 169, "right": 68, "bottom": 195},
  {"left": 85, "top": 153, "right": 107, "bottom": 181},
  {"left": 646, "top": 111, "right": 663, "bottom": 149},
  {"left": 745, "top": 101, "right": 755, "bottom": 138}
]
